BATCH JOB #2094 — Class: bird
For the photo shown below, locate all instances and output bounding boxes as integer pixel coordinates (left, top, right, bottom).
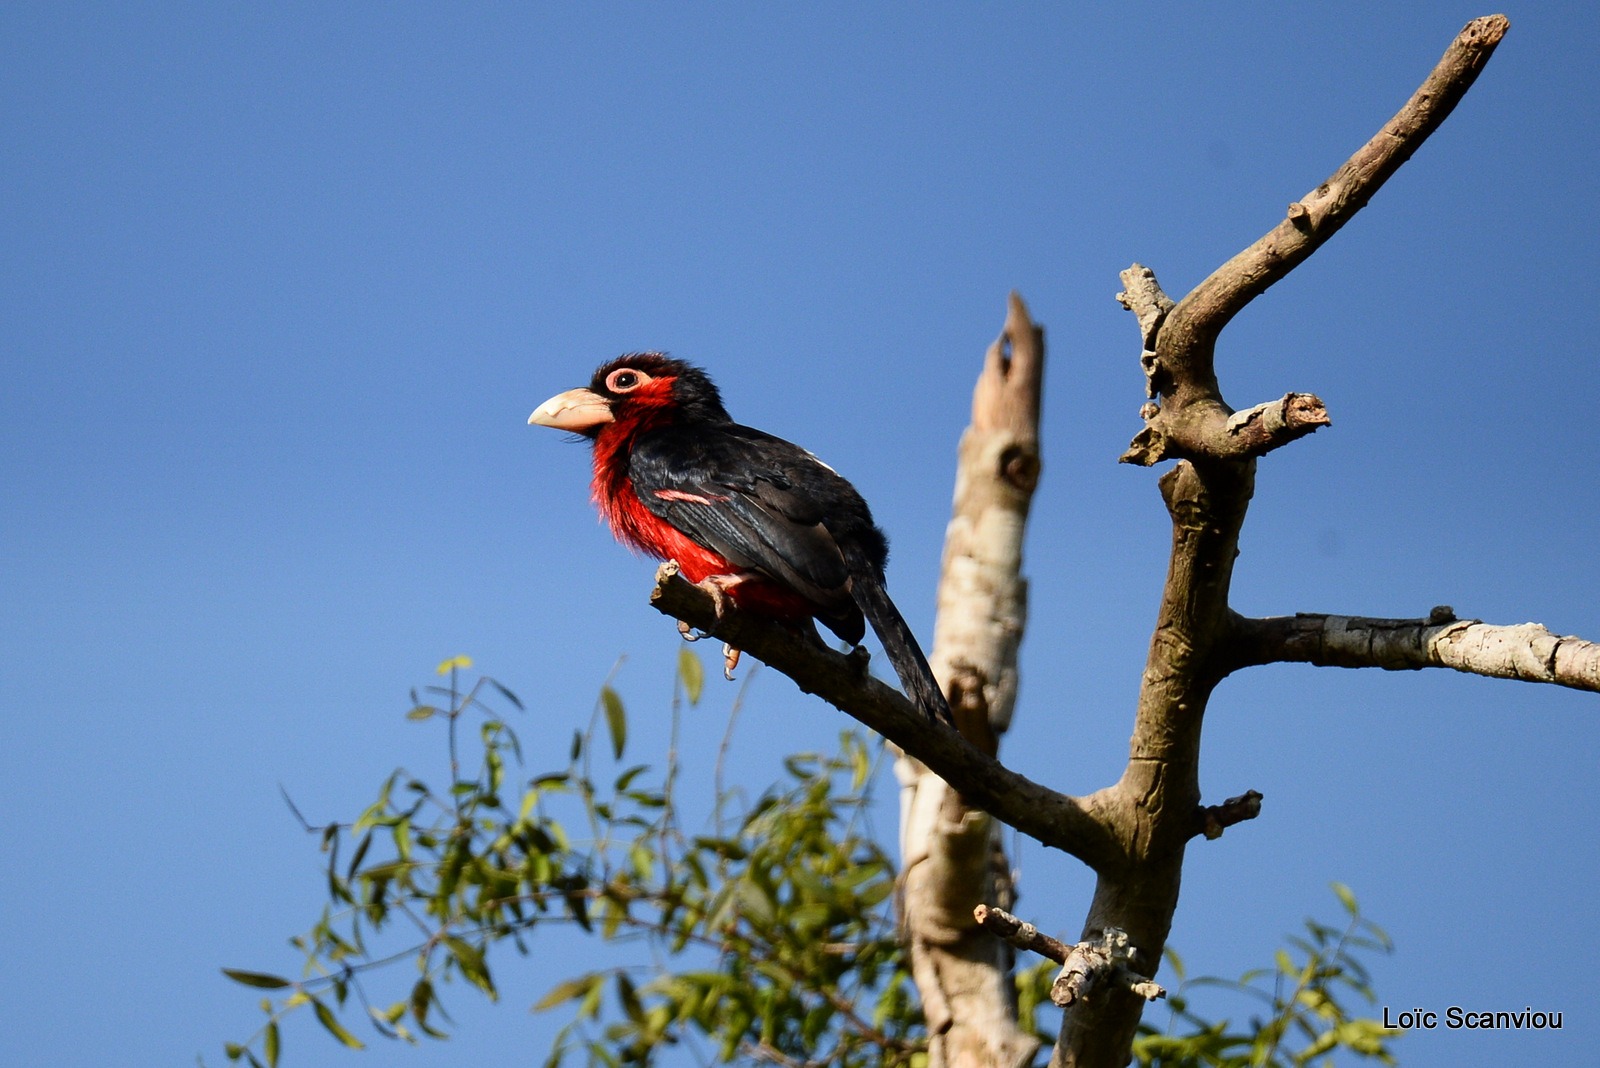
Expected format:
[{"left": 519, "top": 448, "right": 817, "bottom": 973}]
[{"left": 528, "top": 353, "right": 953, "bottom": 725}]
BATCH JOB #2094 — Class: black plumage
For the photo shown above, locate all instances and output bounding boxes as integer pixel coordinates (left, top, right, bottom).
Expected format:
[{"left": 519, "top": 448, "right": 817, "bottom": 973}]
[{"left": 584, "top": 355, "right": 952, "bottom": 725}]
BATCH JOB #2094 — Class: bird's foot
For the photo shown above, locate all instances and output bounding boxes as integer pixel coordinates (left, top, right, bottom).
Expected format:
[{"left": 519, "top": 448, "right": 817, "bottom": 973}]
[
  {"left": 677, "top": 619, "right": 706, "bottom": 642},
  {"left": 722, "top": 644, "right": 742, "bottom": 680},
  {"left": 695, "top": 572, "right": 759, "bottom": 621}
]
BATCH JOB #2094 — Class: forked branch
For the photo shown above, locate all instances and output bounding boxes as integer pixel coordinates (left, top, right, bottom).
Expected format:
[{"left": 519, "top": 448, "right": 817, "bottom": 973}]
[
  {"left": 1065, "top": 17, "right": 1518, "bottom": 1068},
  {"left": 1120, "top": 15, "right": 1509, "bottom": 467}
]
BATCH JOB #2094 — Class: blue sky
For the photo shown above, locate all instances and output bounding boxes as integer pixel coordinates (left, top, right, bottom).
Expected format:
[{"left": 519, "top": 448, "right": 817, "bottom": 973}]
[{"left": 2, "top": 3, "right": 1595, "bottom": 1066}]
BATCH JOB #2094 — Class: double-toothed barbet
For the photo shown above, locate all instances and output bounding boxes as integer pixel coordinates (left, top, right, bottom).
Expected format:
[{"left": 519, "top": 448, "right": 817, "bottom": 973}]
[{"left": 529, "top": 353, "right": 952, "bottom": 724}]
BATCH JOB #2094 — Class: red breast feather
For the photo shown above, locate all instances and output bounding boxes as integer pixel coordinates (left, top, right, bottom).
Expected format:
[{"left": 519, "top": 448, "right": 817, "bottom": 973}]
[
  {"left": 587, "top": 376, "right": 815, "bottom": 620},
  {"left": 588, "top": 379, "right": 731, "bottom": 584}
]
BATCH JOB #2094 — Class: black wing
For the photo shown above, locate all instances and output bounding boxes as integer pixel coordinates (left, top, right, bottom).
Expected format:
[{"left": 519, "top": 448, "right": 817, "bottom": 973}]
[
  {"left": 633, "top": 421, "right": 952, "bottom": 724},
  {"left": 629, "top": 422, "right": 866, "bottom": 619}
]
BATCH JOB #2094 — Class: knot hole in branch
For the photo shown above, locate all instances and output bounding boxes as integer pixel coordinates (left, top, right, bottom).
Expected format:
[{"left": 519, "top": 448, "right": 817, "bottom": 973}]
[{"left": 998, "top": 444, "right": 1041, "bottom": 493}]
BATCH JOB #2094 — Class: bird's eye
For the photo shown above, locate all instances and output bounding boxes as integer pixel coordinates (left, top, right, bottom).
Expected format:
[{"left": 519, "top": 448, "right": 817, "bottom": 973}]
[{"left": 606, "top": 368, "right": 651, "bottom": 393}]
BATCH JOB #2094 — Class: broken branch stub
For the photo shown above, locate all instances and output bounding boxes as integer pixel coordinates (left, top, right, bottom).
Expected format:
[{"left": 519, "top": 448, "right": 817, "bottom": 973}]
[
  {"left": 1050, "top": 929, "right": 1166, "bottom": 1008},
  {"left": 1197, "top": 790, "right": 1264, "bottom": 841},
  {"left": 970, "top": 906, "right": 1166, "bottom": 1008}
]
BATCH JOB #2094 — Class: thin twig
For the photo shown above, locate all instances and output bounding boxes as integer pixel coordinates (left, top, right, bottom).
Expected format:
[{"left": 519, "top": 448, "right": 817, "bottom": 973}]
[{"left": 713, "top": 664, "right": 757, "bottom": 835}]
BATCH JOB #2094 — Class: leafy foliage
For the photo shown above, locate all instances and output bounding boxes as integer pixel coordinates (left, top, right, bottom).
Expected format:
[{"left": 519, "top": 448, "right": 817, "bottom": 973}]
[
  {"left": 217, "top": 656, "right": 922, "bottom": 1068},
  {"left": 218, "top": 660, "right": 1398, "bottom": 1068}
]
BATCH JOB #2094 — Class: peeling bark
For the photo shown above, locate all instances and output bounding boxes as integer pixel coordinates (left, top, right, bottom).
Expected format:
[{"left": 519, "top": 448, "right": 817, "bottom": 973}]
[{"left": 1231, "top": 612, "right": 1600, "bottom": 692}]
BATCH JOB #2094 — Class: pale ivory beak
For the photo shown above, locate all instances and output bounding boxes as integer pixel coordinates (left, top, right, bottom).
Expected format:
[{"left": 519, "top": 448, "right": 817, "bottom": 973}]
[{"left": 528, "top": 388, "right": 615, "bottom": 430}]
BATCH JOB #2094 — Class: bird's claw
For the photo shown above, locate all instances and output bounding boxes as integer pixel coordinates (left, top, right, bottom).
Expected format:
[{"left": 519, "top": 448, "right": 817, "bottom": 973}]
[
  {"left": 695, "top": 576, "right": 733, "bottom": 620},
  {"left": 677, "top": 619, "right": 705, "bottom": 642},
  {"left": 722, "top": 644, "right": 742, "bottom": 680}
]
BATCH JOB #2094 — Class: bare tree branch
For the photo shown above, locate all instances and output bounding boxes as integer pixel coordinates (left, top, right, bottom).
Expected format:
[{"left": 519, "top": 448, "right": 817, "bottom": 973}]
[
  {"left": 649, "top": 564, "right": 1123, "bottom": 872},
  {"left": 1118, "top": 15, "right": 1509, "bottom": 468},
  {"left": 1160, "top": 14, "right": 1510, "bottom": 389},
  {"left": 1230, "top": 611, "right": 1600, "bottom": 693},
  {"left": 973, "top": 904, "right": 1072, "bottom": 964}
]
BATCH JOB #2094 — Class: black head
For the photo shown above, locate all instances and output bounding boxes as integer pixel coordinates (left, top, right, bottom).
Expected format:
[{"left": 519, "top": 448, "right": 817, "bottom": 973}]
[
  {"left": 530, "top": 353, "right": 732, "bottom": 438},
  {"left": 589, "top": 353, "right": 731, "bottom": 424}
]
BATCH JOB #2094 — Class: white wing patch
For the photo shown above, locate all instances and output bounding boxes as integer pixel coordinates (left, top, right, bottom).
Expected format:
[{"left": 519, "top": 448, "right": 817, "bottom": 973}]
[{"left": 801, "top": 448, "right": 837, "bottom": 475}]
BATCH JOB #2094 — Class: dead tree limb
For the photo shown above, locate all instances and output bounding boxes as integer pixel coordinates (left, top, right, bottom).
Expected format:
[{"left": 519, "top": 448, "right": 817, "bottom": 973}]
[
  {"left": 973, "top": 904, "right": 1073, "bottom": 965},
  {"left": 1120, "top": 14, "right": 1509, "bottom": 467},
  {"left": 897, "top": 293, "right": 1045, "bottom": 1068},
  {"left": 1166, "top": 13, "right": 1509, "bottom": 355},
  {"left": 1055, "top": 17, "right": 1518, "bottom": 1068},
  {"left": 1230, "top": 612, "right": 1600, "bottom": 691}
]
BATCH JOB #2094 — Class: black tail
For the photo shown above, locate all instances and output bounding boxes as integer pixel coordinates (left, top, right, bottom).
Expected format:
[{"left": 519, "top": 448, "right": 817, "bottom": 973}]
[{"left": 849, "top": 571, "right": 954, "bottom": 725}]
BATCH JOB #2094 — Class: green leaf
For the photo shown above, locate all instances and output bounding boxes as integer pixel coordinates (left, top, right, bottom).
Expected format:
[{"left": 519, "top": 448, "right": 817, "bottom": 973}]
[
  {"left": 851, "top": 740, "right": 870, "bottom": 790},
  {"left": 601, "top": 686, "right": 626, "bottom": 759},
  {"left": 345, "top": 830, "right": 372, "bottom": 880},
  {"left": 735, "top": 877, "right": 776, "bottom": 926},
  {"left": 311, "top": 997, "right": 365, "bottom": 1049},
  {"left": 410, "top": 978, "right": 449, "bottom": 1039},
  {"left": 534, "top": 974, "right": 600, "bottom": 1013},
  {"left": 616, "top": 973, "right": 644, "bottom": 1022},
  {"left": 488, "top": 677, "right": 525, "bottom": 710},
  {"left": 1331, "top": 881, "right": 1359, "bottom": 916},
  {"left": 221, "top": 969, "right": 292, "bottom": 989},
  {"left": 579, "top": 975, "right": 604, "bottom": 1019},
  {"left": 437, "top": 655, "right": 473, "bottom": 675},
  {"left": 406, "top": 705, "right": 439, "bottom": 721},
  {"left": 445, "top": 936, "right": 497, "bottom": 1000},
  {"left": 614, "top": 764, "right": 650, "bottom": 792},
  {"left": 628, "top": 842, "right": 655, "bottom": 880},
  {"left": 677, "top": 647, "right": 704, "bottom": 705},
  {"left": 789, "top": 902, "right": 832, "bottom": 934},
  {"left": 856, "top": 878, "right": 893, "bottom": 909},
  {"left": 263, "top": 1022, "right": 280, "bottom": 1068}
]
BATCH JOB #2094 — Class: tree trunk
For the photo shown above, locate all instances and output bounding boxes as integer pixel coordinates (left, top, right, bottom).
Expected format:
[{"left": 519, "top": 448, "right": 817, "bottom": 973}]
[{"left": 897, "top": 293, "right": 1045, "bottom": 1068}]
